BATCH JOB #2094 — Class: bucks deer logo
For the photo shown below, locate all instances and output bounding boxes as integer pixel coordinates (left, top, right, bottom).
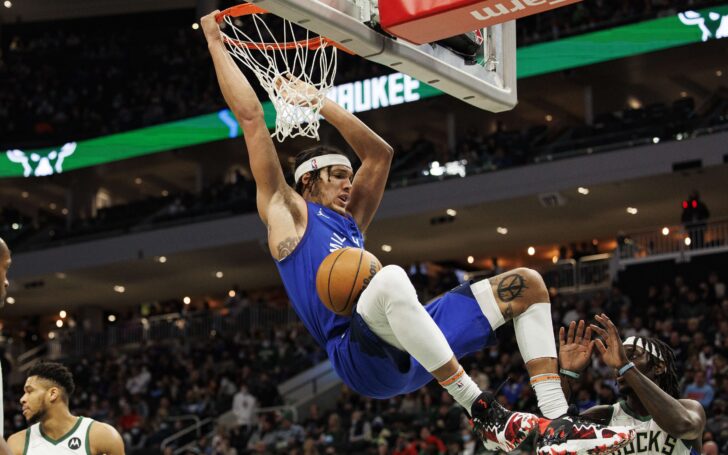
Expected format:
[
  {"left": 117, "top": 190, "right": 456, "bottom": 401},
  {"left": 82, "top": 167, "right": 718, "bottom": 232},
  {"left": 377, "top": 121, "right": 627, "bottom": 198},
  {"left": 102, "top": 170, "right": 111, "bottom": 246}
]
[
  {"left": 678, "top": 10, "right": 728, "bottom": 41},
  {"left": 5, "top": 142, "right": 77, "bottom": 177}
]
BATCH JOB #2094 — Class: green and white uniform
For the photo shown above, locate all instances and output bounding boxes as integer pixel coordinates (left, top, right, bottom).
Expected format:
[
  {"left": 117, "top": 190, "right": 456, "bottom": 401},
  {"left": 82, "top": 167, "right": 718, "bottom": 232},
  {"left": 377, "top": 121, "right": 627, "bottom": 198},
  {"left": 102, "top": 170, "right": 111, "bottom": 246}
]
[
  {"left": 608, "top": 401, "right": 695, "bottom": 455},
  {"left": 23, "top": 416, "right": 94, "bottom": 455}
]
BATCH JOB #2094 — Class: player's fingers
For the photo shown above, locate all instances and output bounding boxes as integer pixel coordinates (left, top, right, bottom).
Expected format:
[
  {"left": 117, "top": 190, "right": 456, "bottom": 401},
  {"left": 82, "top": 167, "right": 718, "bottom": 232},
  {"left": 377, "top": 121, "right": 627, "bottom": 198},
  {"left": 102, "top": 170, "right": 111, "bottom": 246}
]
[
  {"left": 567, "top": 321, "right": 576, "bottom": 343},
  {"left": 594, "top": 339, "right": 607, "bottom": 355},
  {"left": 575, "top": 320, "right": 585, "bottom": 342},
  {"left": 559, "top": 326, "right": 565, "bottom": 346},
  {"left": 583, "top": 325, "right": 593, "bottom": 344},
  {"left": 603, "top": 313, "right": 620, "bottom": 338},
  {"left": 587, "top": 340, "right": 595, "bottom": 355},
  {"left": 590, "top": 324, "right": 608, "bottom": 340}
]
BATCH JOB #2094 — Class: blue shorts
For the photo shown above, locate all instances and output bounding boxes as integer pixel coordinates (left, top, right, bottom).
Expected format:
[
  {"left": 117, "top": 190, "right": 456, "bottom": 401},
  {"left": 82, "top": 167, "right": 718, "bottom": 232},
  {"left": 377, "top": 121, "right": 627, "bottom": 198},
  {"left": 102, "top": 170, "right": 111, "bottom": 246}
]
[{"left": 326, "top": 282, "right": 497, "bottom": 399}]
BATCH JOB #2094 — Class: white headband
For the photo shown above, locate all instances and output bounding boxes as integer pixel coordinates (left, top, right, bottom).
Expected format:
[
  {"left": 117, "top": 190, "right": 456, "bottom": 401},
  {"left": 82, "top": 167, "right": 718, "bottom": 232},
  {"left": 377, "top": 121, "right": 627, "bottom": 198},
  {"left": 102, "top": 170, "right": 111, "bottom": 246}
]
[
  {"left": 294, "top": 154, "right": 352, "bottom": 184},
  {"left": 623, "top": 336, "right": 664, "bottom": 361}
]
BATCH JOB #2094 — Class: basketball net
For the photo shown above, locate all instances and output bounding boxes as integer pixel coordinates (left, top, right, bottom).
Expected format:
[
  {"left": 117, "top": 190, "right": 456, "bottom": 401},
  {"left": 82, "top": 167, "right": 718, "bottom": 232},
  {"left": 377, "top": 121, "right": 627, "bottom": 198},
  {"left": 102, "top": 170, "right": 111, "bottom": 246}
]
[{"left": 219, "top": 9, "right": 339, "bottom": 142}]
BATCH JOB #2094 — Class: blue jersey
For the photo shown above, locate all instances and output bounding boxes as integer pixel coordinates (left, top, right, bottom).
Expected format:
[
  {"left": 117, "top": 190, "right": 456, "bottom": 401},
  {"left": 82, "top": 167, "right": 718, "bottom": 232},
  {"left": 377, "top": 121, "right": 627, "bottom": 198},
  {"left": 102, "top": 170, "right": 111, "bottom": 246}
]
[
  {"left": 275, "top": 202, "right": 365, "bottom": 348},
  {"left": 275, "top": 201, "right": 496, "bottom": 399}
]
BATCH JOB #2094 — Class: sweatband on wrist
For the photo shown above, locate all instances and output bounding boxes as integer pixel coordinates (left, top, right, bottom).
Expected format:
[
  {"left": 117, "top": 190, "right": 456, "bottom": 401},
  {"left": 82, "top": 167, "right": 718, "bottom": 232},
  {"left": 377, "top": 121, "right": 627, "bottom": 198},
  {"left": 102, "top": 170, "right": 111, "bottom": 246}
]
[
  {"left": 559, "top": 368, "right": 581, "bottom": 380},
  {"left": 294, "top": 154, "right": 352, "bottom": 183},
  {"left": 618, "top": 362, "right": 636, "bottom": 376}
]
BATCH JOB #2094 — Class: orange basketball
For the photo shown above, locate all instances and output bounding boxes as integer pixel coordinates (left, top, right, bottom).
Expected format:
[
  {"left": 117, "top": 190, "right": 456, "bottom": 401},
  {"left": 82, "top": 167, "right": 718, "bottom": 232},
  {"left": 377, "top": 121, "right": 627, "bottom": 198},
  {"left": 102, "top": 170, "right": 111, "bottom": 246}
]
[{"left": 316, "top": 247, "right": 382, "bottom": 316}]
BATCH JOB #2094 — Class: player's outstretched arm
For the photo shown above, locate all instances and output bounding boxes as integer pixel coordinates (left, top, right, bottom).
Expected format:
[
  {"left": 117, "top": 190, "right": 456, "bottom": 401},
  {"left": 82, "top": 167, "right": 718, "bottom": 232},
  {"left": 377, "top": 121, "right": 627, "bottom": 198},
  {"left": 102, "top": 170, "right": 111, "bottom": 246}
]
[
  {"left": 320, "top": 101, "right": 393, "bottom": 232},
  {"left": 591, "top": 314, "right": 706, "bottom": 441},
  {"left": 201, "top": 11, "right": 290, "bottom": 224},
  {"left": 89, "top": 422, "right": 125, "bottom": 455},
  {"left": 6, "top": 431, "right": 26, "bottom": 455}
]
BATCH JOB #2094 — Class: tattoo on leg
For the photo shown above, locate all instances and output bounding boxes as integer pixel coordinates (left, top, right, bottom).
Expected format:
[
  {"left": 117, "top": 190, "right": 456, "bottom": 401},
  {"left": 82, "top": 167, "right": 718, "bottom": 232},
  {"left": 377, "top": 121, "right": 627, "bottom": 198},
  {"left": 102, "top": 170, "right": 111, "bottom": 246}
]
[
  {"left": 276, "top": 237, "right": 300, "bottom": 259},
  {"left": 496, "top": 274, "right": 527, "bottom": 302}
]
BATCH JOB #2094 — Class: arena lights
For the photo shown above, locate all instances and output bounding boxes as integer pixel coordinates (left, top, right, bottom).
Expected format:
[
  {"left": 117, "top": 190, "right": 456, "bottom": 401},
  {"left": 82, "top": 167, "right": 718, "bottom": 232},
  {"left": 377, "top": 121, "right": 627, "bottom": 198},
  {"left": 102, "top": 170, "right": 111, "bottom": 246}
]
[
  {"left": 56, "top": 272, "right": 67, "bottom": 279},
  {"left": 3, "top": 1, "right": 11, "bottom": 8},
  {"left": 183, "top": 296, "right": 191, "bottom": 305},
  {"left": 577, "top": 187, "right": 590, "bottom": 195},
  {"left": 113, "top": 285, "right": 126, "bottom": 293},
  {"left": 718, "top": 70, "right": 724, "bottom": 77},
  {"left": 61, "top": 208, "right": 69, "bottom": 215},
  {"left": 108, "top": 314, "right": 117, "bottom": 322},
  {"left": 627, "top": 96, "right": 642, "bottom": 110},
  {"left": 497, "top": 227, "right": 508, "bottom": 235},
  {"left": 527, "top": 247, "right": 536, "bottom": 256},
  {"left": 155, "top": 256, "right": 167, "bottom": 263},
  {"left": 680, "top": 91, "right": 688, "bottom": 98},
  {"left": 6, "top": 296, "right": 15, "bottom": 305},
  {"left": 49, "top": 203, "right": 57, "bottom": 210},
  {"left": 11, "top": 223, "right": 19, "bottom": 230},
  {"left": 56, "top": 320, "right": 63, "bottom": 328},
  {"left": 228, "top": 290, "right": 236, "bottom": 298},
  {"left": 192, "top": 23, "right": 200, "bottom": 30},
  {"left": 48, "top": 332, "right": 56, "bottom": 340},
  {"left": 662, "top": 227, "right": 670, "bottom": 236},
  {"left": 59, "top": 310, "right": 67, "bottom": 318},
  {"left": 652, "top": 137, "right": 660, "bottom": 144},
  {"left": 545, "top": 114, "right": 553, "bottom": 122},
  {"left": 467, "top": 256, "right": 475, "bottom": 264},
  {"left": 446, "top": 209, "right": 457, "bottom": 217},
  {"left": 381, "top": 244, "right": 392, "bottom": 253},
  {"left": 626, "top": 207, "right": 638, "bottom": 215},
  {"left": 161, "top": 190, "right": 169, "bottom": 197},
  {"left": 684, "top": 237, "right": 692, "bottom": 246},
  {"left": 215, "top": 271, "right": 224, "bottom": 278},
  {"left": 552, "top": 256, "right": 559, "bottom": 264},
  {"left": 134, "top": 177, "right": 142, "bottom": 185},
  {"left": 21, "top": 191, "right": 29, "bottom": 198}
]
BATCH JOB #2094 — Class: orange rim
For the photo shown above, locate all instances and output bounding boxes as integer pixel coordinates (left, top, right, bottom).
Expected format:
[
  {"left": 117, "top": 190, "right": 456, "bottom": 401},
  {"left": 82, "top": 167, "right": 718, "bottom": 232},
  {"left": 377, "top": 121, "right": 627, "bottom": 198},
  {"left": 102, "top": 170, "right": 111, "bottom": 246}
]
[{"left": 215, "top": 3, "right": 355, "bottom": 55}]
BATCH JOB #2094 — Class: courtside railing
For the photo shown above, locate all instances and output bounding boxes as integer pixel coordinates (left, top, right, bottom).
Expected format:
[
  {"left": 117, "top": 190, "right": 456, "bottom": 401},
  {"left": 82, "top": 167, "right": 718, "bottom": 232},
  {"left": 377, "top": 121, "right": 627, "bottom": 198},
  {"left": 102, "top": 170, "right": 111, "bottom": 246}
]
[{"left": 617, "top": 218, "right": 728, "bottom": 264}]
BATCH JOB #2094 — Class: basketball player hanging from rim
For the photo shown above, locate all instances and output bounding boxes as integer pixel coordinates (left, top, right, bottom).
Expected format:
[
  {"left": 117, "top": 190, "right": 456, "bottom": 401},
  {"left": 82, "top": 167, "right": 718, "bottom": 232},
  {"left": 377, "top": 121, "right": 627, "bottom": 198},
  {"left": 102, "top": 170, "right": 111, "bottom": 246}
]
[
  {"left": 558, "top": 315, "right": 705, "bottom": 454},
  {"left": 201, "top": 11, "right": 634, "bottom": 454}
]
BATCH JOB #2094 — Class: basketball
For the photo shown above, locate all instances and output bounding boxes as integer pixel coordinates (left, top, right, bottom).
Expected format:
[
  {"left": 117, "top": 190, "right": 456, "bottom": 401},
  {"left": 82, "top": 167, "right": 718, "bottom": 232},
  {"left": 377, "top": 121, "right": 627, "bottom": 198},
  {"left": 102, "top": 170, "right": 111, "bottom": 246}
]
[{"left": 316, "top": 247, "right": 382, "bottom": 316}]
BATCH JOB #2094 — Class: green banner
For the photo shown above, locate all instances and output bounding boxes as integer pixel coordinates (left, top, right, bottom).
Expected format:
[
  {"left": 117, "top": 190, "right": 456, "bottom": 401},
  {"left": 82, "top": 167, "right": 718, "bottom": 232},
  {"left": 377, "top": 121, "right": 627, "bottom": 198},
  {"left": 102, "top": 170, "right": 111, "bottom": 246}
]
[{"left": 2, "top": 4, "right": 726, "bottom": 178}]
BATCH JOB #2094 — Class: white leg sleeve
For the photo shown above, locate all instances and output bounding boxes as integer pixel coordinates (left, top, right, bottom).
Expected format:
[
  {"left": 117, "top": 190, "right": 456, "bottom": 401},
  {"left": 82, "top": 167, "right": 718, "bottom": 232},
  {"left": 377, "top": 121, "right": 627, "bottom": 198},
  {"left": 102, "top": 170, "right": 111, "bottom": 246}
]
[
  {"left": 356, "top": 265, "right": 454, "bottom": 372},
  {"left": 513, "top": 303, "right": 557, "bottom": 363}
]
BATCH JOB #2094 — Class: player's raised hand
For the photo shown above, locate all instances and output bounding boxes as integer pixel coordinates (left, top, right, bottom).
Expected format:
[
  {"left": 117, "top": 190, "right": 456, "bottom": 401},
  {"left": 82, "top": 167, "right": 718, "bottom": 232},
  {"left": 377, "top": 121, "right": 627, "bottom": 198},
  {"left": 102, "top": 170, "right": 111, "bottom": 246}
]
[
  {"left": 559, "top": 319, "right": 594, "bottom": 373},
  {"left": 201, "top": 10, "right": 223, "bottom": 44},
  {"left": 590, "top": 313, "right": 629, "bottom": 370},
  {"left": 275, "top": 73, "right": 324, "bottom": 108}
]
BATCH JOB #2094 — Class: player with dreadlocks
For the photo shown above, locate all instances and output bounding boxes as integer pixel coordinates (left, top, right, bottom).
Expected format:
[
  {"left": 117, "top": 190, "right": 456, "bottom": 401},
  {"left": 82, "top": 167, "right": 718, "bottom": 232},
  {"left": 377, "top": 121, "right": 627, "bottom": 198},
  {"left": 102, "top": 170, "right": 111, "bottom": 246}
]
[{"left": 558, "top": 314, "right": 705, "bottom": 454}]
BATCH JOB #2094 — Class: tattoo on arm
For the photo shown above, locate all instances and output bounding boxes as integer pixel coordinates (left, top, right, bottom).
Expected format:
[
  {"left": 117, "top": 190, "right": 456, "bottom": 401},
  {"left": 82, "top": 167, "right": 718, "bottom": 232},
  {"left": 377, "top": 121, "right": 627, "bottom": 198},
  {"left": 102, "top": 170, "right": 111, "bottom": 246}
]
[
  {"left": 503, "top": 302, "right": 513, "bottom": 320},
  {"left": 276, "top": 237, "right": 300, "bottom": 259},
  {"left": 496, "top": 274, "right": 527, "bottom": 302}
]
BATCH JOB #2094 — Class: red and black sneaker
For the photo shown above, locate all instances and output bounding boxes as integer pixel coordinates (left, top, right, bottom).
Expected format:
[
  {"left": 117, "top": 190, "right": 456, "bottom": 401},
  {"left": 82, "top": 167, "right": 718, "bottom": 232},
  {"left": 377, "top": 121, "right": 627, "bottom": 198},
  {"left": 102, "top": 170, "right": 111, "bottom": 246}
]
[
  {"left": 536, "top": 414, "right": 635, "bottom": 455},
  {"left": 469, "top": 391, "right": 540, "bottom": 452}
]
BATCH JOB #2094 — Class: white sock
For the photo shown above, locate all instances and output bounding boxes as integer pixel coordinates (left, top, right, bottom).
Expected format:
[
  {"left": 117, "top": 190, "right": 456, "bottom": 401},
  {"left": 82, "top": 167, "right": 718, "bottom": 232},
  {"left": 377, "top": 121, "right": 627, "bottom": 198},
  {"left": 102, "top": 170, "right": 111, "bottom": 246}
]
[
  {"left": 530, "top": 374, "right": 568, "bottom": 418},
  {"left": 513, "top": 303, "right": 567, "bottom": 418},
  {"left": 439, "top": 367, "right": 482, "bottom": 413}
]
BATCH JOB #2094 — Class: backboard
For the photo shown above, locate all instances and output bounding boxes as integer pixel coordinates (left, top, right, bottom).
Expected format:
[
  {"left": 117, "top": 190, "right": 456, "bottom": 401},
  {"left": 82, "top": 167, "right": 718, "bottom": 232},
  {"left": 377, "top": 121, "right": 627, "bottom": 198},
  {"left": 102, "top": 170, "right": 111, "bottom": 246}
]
[{"left": 247, "top": 0, "right": 517, "bottom": 113}]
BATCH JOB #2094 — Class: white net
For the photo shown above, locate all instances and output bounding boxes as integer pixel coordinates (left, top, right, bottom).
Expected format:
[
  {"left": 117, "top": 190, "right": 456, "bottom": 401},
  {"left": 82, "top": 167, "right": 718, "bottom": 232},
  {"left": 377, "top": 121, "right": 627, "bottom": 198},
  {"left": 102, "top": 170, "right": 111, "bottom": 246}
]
[{"left": 221, "top": 13, "right": 338, "bottom": 142}]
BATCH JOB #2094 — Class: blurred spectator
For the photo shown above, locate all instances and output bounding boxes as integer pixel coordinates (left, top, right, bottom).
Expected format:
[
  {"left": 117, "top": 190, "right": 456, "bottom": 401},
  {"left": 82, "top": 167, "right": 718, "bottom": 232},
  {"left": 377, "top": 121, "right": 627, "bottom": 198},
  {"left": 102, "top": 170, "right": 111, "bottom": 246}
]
[
  {"left": 232, "top": 382, "right": 257, "bottom": 434},
  {"left": 682, "top": 191, "right": 710, "bottom": 249},
  {"left": 685, "top": 370, "right": 715, "bottom": 408}
]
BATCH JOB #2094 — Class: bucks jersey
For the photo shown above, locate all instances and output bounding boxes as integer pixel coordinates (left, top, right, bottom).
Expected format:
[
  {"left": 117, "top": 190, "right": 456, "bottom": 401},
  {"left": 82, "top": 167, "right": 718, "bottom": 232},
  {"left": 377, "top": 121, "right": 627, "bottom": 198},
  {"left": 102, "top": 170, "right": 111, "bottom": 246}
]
[
  {"left": 609, "top": 401, "right": 697, "bottom": 455},
  {"left": 24, "top": 416, "right": 94, "bottom": 455}
]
